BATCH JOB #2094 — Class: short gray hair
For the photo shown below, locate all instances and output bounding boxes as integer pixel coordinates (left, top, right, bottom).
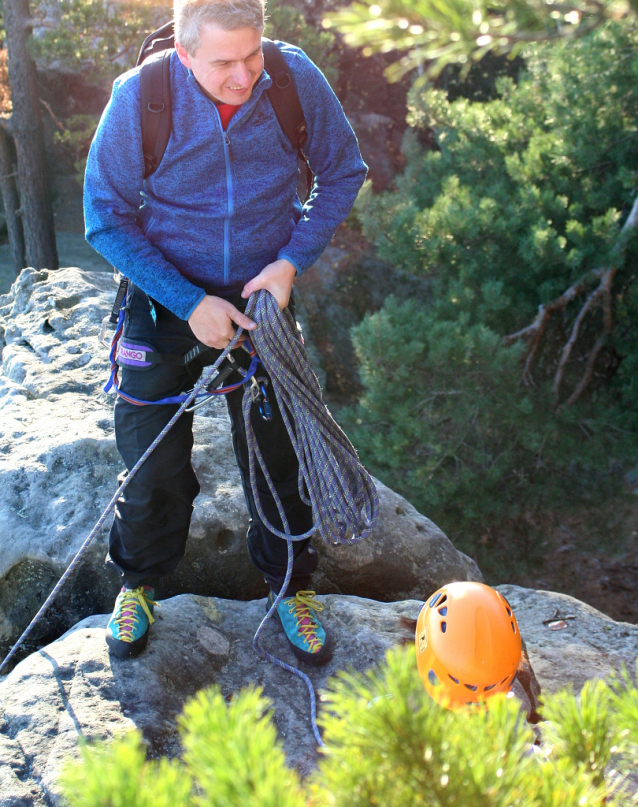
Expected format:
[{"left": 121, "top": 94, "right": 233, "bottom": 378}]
[{"left": 175, "top": 0, "right": 266, "bottom": 54}]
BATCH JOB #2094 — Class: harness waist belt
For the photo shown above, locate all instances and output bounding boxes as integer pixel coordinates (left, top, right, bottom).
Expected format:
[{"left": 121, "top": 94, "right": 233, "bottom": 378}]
[{"left": 116, "top": 339, "right": 213, "bottom": 368}]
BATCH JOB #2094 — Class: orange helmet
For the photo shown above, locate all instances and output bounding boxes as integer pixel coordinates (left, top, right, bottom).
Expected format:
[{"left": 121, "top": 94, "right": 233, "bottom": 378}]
[{"left": 415, "top": 581, "right": 521, "bottom": 709}]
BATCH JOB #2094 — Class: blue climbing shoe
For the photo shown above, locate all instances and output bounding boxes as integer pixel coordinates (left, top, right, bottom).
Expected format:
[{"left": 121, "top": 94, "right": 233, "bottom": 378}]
[
  {"left": 106, "top": 585, "right": 158, "bottom": 658},
  {"left": 267, "top": 590, "right": 333, "bottom": 666}
]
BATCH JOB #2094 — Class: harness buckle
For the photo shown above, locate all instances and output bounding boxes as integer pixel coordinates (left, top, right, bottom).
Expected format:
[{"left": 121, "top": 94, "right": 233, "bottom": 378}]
[{"left": 99, "top": 315, "right": 115, "bottom": 349}]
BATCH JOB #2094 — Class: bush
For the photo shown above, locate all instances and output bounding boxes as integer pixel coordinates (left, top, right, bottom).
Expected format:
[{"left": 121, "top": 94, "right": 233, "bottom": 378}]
[
  {"left": 60, "top": 649, "right": 638, "bottom": 806},
  {"left": 342, "top": 22, "right": 638, "bottom": 571},
  {"left": 265, "top": 0, "right": 340, "bottom": 88}
]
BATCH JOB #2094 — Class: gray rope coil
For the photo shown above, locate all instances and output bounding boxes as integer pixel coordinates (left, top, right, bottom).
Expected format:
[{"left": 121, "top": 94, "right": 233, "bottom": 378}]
[{"left": 244, "top": 291, "right": 379, "bottom": 546}]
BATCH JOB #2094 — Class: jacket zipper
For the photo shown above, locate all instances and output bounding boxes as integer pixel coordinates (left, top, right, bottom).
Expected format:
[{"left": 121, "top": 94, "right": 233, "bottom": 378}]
[{"left": 222, "top": 131, "right": 234, "bottom": 286}]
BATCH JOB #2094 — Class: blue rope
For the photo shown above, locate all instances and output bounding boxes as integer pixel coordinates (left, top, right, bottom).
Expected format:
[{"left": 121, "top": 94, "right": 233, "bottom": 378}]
[{"left": 0, "top": 290, "right": 380, "bottom": 749}]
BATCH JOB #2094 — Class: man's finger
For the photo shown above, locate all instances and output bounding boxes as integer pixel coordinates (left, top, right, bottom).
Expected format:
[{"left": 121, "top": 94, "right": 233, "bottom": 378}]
[
  {"left": 241, "top": 279, "right": 262, "bottom": 299},
  {"left": 227, "top": 305, "right": 257, "bottom": 331}
]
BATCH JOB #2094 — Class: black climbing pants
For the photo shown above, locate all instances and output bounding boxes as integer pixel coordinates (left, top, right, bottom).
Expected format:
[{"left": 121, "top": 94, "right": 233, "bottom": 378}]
[{"left": 106, "top": 283, "right": 317, "bottom": 593}]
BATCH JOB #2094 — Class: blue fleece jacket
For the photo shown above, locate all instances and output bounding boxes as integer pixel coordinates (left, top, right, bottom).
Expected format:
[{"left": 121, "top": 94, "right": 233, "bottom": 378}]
[{"left": 84, "top": 41, "right": 367, "bottom": 321}]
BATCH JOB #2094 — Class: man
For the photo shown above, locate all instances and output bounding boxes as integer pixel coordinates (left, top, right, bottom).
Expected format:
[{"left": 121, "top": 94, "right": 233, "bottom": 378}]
[{"left": 84, "top": 0, "right": 367, "bottom": 663}]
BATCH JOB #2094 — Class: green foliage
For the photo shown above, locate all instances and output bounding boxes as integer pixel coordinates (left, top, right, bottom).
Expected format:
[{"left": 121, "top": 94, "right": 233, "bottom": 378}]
[
  {"left": 542, "top": 679, "right": 614, "bottom": 789},
  {"left": 60, "top": 648, "right": 638, "bottom": 806},
  {"left": 32, "top": 0, "right": 154, "bottom": 82},
  {"left": 327, "top": 0, "right": 635, "bottom": 81},
  {"left": 178, "top": 687, "right": 303, "bottom": 806},
  {"left": 610, "top": 663, "right": 638, "bottom": 775},
  {"left": 60, "top": 731, "right": 192, "bottom": 807},
  {"left": 341, "top": 23, "right": 638, "bottom": 573},
  {"left": 61, "top": 686, "right": 302, "bottom": 807},
  {"left": 265, "top": 0, "right": 339, "bottom": 87},
  {"left": 54, "top": 114, "right": 99, "bottom": 182}
]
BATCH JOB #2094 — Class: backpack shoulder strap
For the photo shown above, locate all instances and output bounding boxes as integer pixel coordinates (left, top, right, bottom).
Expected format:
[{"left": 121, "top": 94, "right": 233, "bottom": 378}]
[
  {"left": 140, "top": 50, "right": 173, "bottom": 179},
  {"left": 262, "top": 39, "right": 313, "bottom": 197},
  {"left": 262, "top": 40, "right": 308, "bottom": 151}
]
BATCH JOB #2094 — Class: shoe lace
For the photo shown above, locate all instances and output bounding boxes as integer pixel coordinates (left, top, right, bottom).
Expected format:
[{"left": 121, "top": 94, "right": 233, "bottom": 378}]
[
  {"left": 285, "top": 590, "right": 324, "bottom": 653},
  {"left": 113, "top": 586, "right": 158, "bottom": 641}
]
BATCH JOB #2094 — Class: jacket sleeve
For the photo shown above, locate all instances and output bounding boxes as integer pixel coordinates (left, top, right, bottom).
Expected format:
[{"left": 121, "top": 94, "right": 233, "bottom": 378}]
[
  {"left": 83, "top": 71, "right": 206, "bottom": 321},
  {"left": 275, "top": 46, "right": 368, "bottom": 274}
]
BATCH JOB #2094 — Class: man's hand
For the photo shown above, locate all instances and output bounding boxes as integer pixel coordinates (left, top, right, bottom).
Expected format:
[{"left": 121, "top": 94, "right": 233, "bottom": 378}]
[
  {"left": 241, "top": 258, "right": 297, "bottom": 310},
  {"left": 188, "top": 295, "right": 256, "bottom": 349}
]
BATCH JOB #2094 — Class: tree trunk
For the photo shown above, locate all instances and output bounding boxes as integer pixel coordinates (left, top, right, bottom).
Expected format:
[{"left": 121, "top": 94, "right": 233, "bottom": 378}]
[
  {"left": 0, "top": 128, "right": 25, "bottom": 276},
  {"left": 3, "top": 0, "right": 58, "bottom": 270}
]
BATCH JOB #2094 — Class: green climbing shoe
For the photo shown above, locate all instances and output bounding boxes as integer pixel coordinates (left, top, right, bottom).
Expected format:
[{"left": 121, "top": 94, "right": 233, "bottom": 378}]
[
  {"left": 106, "top": 585, "right": 158, "bottom": 658},
  {"left": 267, "top": 589, "right": 333, "bottom": 666}
]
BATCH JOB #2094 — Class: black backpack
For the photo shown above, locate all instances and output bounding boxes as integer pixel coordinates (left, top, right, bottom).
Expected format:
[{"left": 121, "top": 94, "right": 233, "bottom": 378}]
[{"left": 136, "top": 21, "right": 313, "bottom": 193}]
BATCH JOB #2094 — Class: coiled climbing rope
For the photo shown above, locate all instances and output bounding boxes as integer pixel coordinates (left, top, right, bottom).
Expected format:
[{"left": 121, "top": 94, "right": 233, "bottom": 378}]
[{"left": 0, "top": 289, "right": 379, "bottom": 746}]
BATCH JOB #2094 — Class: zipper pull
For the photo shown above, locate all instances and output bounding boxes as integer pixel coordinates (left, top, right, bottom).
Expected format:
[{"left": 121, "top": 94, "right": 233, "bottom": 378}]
[{"left": 225, "top": 134, "right": 233, "bottom": 161}]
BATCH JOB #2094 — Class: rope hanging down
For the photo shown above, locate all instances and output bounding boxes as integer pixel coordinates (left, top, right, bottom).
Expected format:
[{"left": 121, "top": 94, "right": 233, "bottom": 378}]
[
  {"left": 0, "top": 289, "right": 379, "bottom": 745},
  {"left": 245, "top": 292, "right": 379, "bottom": 744}
]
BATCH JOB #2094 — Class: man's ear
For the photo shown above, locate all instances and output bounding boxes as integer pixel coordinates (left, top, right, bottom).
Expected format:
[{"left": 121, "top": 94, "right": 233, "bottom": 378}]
[{"left": 174, "top": 40, "right": 192, "bottom": 70}]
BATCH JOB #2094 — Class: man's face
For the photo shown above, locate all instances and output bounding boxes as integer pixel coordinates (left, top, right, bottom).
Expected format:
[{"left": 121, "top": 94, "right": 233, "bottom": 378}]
[{"left": 175, "top": 24, "right": 263, "bottom": 106}]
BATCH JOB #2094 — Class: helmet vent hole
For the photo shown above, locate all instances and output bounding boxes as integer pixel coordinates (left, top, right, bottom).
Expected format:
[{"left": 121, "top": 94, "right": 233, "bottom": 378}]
[
  {"left": 500, "top": 676, "right": 508, "bottom": 684},
  {"left": 440, "top": 621, "right": 447, "bottom": 633},
  {"left": 438, "top": 595, "right": 448, "bottom": 605},
  {"left": 506, "top": 607, "right": 512, "bottom": 617},
  {"left": 429, "top": 593, "right": 442, "bottom": 608},
  {"left": 448, "top": 674, "right": 460, "bottom": 685},
  {"left": 484, "top": 683, "right": 496, "bottom": 692},
  {"left": 464, "top": 684, "right": 477, "bottom": 692},
  {"left": 438, "top": 606, "right": 448, "bottom": 616},
  {"left": 511, "top": 621, "right": 516, "bottom": 633},
  {"left": 428, "top": 669, "right": 440, "bottom": 687}
]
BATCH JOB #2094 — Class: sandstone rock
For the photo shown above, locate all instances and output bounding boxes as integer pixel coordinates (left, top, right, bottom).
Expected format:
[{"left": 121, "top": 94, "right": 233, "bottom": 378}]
[
  {"left": 497, "top": 585, "right": 638, "bottom": 694},
  {"left": 0, "top": 268, "right": 480, "bottom": 665},
  {"left": 1, "top": 587, "right": 635, "bottom": 807},
  {"left": 347, "top": 112, "right": 405, "bottom": 191},
  {"left": 0, "top": 594, "right": 421, "bottom": 806}
]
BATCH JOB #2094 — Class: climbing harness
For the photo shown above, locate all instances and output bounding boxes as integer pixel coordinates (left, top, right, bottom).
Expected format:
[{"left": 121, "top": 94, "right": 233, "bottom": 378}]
[
  {"left": 0, "top": 289, "right": 379, "bottom": 747},
  {"left": 100, "top": 281, "right": 265, "bottom": 410}
]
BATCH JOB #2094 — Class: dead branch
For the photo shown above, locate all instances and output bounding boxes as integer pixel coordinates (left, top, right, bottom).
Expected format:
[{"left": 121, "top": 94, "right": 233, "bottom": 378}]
[
  {"left": 553, "top": 271, "right": 606, "bottom": 395},
  {"left": 504, "top": 267, "right": 605, "bottom": 348},
  {"left": 563, "top": 266, "right": 617, "bottom": 406},
  {"left": 106, "top": 44, "right": 135, "bottom": 63},
  {"left": 504, "top": 193, "right": 638, "bottom": 401},
  {"left": 39, "top": 99, "right": 64, "bottom": 131}
]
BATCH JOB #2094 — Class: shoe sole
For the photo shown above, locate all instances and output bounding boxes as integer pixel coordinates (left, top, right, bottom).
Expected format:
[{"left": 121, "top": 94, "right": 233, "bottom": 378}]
[
  {"left": 106, "top": 628, "right": 149, "bottom": 658},
  {"left": 266, "top": 596, "right": 334, "bottom": 667}
]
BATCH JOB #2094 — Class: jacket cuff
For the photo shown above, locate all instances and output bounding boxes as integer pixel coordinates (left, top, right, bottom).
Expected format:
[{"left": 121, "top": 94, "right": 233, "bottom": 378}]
[
  {"left": 276, "top": 251, "right": 303, "bottom": 276},
  {"left": 183, "top": 288, "right": 208, "bottom": 321}
]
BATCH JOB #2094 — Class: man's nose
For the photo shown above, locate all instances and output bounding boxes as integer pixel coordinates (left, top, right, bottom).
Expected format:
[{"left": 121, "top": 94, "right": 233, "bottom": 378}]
[{"left": 230, "top": 61, "right": 251, "bottom": 86}]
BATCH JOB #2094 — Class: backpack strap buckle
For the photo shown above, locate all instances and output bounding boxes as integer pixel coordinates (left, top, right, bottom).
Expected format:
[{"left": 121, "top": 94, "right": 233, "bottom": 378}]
[{"left": 274, "top": 70, "right": 291, "bottom": 89}]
